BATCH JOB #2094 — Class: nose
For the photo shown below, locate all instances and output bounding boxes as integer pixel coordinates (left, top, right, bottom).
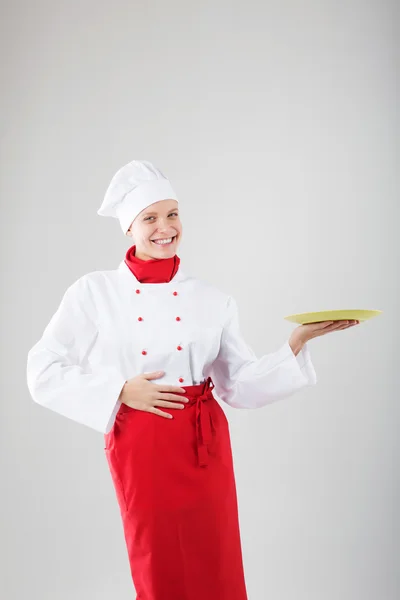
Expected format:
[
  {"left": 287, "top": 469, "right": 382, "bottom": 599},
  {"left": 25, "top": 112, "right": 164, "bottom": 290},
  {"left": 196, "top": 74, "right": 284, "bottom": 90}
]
[
  {"left": 156, "top": 217, "right": 169, "bottom": 230},
  {"left": 156, "top": 217, "right": 175, "bottom": 234}
]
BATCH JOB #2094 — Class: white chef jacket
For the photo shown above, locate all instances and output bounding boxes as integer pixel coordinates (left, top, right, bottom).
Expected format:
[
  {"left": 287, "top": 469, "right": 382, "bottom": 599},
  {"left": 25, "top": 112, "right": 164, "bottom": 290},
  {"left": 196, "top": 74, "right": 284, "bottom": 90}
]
[{"left": 26, "top": 260, "right": 317, "bottom": 434}]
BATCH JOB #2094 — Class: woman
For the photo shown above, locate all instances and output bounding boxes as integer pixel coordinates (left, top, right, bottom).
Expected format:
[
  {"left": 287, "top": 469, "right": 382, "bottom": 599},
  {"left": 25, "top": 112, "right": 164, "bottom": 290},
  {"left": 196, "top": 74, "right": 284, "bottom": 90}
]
[{"left": 26, "top": 160, "right": 358, "bottom": 600}]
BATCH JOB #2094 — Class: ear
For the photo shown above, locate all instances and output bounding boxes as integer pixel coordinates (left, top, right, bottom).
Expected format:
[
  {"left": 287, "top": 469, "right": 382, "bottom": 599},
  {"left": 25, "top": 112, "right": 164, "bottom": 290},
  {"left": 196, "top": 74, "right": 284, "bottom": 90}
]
[{"left": 126, "top": 220, "right": 135, "bottom": 237}]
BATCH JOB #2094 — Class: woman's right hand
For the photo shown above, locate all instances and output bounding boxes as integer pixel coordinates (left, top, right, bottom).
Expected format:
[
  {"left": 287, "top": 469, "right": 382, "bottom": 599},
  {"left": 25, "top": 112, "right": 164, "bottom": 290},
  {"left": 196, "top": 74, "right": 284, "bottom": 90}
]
[{"left": 118, "top": 371, "right": 188, "bottom": 419}]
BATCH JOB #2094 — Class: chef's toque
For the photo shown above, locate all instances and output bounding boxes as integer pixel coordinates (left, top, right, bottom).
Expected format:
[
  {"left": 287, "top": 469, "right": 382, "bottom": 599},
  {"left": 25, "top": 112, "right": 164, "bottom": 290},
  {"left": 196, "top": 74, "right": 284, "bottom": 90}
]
[{"left": 97, "top": 160, "right": 178, "bottom": 234}]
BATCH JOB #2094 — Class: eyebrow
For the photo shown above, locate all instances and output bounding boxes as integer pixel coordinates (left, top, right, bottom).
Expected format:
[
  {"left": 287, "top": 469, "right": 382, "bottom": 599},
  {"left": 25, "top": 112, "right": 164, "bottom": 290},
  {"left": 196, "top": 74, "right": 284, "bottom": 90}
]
[{"left": 142, "top": 208, "right": 179, "bottom": 216}]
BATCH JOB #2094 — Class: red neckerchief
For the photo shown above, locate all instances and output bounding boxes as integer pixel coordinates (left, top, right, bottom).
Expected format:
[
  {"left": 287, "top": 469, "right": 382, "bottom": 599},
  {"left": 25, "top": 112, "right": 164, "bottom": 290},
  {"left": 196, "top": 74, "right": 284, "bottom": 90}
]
[{"left": 124, "top": 244, "right": 180, "bottom": 283}]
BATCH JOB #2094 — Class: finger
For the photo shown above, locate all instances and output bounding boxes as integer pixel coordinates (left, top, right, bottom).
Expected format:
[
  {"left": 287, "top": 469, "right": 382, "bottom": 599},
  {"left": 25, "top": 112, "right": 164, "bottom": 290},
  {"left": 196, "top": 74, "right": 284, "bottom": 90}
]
[
  {"left": 332, "top": 323, "right": 355, "bottom": 331},
  {"left": 143, "top": 371, "right": 165, "bottom": 380},
  {"left": 153, "top": 384, "right": 186, "bottom": 393},
  {"left": 147, "top": 407, "right": 174, "bottom": 419},
  {"left": 156, "top": 393, "right": 189, "bottom": 403},
  {"left": 315, "top": 320, "right": 356, "bottom": 327},
  {"left": 309, "top": 321, "right": 347, "bottom": 330},
  {"left": 315, "top": 322, "right": 348, "bottom": 335},
  {"left": 313, "top": 321, "right": 358, "bottom": 338},
  {"left": 154, "top": 400, "right": 186, "bottom": 409},
  {"left": 328, "top": 320, "right": 350, "bottom": 328}
]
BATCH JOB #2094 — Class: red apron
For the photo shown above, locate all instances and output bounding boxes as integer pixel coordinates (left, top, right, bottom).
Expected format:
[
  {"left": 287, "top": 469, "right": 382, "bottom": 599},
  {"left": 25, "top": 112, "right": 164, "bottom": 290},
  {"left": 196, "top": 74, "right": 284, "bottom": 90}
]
[{"left": 104, "top": 377, "right": 248, "bottom": 600}]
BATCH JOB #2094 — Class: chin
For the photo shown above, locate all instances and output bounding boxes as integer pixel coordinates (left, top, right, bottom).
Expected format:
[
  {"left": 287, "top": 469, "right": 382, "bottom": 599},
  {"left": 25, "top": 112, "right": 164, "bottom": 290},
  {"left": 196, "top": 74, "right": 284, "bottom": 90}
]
[{"left": 153, "top": 247, "right": 176, "bottom": 258}]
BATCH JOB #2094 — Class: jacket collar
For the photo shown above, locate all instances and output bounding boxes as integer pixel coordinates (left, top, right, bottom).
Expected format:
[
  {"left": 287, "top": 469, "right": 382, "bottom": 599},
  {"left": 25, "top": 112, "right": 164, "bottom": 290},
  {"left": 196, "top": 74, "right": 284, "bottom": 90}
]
[{"left": 117, "top": 259, "right": 187, "bottom": 287}]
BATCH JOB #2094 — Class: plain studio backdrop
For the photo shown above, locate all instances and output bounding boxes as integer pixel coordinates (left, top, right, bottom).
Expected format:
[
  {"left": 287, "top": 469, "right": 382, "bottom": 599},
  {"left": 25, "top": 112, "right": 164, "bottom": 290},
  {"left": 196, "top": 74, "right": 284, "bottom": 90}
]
[{"left": 0, "top": 1, "right": 398, "bottom": 599}]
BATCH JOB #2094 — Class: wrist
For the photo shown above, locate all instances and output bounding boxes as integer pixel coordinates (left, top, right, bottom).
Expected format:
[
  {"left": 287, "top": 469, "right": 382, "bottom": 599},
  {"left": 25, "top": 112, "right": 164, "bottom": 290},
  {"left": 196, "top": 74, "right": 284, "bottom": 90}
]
[
  {"left": 118, "top": 381, "right": 127, "bottom": 404},
  {"left": 289, "top": 332, "right": 305, "bottom": 357}
]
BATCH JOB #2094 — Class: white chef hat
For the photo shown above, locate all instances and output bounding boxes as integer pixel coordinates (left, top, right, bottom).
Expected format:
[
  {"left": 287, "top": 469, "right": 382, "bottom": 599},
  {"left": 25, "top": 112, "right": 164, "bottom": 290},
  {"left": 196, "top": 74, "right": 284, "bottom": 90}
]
[{"left": 97, "top": 160, "right": 178, "bottom": 234}]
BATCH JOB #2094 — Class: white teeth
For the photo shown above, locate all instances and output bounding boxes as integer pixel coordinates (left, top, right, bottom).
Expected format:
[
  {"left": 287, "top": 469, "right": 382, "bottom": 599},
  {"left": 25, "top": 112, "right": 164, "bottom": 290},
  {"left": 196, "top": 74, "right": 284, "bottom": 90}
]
[{"left": 152, "top": 237, "right": 174, "bottom": 245}]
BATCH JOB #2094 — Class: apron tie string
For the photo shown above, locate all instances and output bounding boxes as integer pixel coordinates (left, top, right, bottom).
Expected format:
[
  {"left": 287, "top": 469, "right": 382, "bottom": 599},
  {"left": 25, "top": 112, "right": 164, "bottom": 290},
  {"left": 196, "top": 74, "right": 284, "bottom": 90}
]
[{"left": 195, "top": 377, "right": 215, "bottom": 468}]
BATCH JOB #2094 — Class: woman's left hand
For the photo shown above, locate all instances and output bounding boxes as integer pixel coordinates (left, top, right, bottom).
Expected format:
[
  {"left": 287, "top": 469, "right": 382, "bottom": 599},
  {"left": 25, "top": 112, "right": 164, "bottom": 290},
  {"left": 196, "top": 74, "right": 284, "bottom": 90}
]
[{"left": 289, "top": 319, "right": 360, "bottom": 354}]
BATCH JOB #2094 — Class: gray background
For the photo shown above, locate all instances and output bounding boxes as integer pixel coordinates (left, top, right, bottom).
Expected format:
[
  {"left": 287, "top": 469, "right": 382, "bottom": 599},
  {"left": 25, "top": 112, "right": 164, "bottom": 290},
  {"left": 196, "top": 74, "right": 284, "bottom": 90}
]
[{"left": 1, "top": 0, "right": 398, "bottom": 598}]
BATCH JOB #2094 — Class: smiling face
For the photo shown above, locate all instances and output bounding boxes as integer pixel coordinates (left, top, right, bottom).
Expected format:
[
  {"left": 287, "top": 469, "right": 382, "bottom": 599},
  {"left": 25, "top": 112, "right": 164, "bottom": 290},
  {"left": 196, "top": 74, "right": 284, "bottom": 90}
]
[{"left": 126, "top": 199, "right": 182, "bottom": 261}]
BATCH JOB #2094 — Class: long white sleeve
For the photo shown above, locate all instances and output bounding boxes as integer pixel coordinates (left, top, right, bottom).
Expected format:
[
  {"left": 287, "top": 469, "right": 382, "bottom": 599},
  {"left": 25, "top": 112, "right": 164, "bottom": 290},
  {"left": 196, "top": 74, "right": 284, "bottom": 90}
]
[
  {"left": 26, "top": 277, "right": 126, "bottom": 433},
  {"left": 209, "top": 295, "right": 317, "bottom": 409}
]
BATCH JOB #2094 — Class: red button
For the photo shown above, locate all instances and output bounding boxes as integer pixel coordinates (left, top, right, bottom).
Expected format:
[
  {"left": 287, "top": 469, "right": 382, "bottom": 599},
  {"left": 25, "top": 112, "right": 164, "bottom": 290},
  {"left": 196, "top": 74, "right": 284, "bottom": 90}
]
[
  {"left": 177, "top": 345, "right": 183, "bottom": 351},
  {"left": 138, "top": 317, "right": 143, "bottom": 321},
  {"left": 179, "top": 378, "right": 184, "bottom": 383},
  {"left": 136, "top": 289, "right": 141, "bottom": 294},
  {"left": 176, "top": 317, "right": 181, "bottom": 321},
  {"left": 142, "top": 350, "right": 147, "bottom": 355},
  {"left": 173, "top": 291, "right": 178, "bottom": 296}
]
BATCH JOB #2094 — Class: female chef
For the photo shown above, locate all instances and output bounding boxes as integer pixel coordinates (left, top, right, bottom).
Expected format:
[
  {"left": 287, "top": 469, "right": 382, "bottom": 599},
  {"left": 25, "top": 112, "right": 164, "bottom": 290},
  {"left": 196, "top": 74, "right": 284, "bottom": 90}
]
[{"left": 26, "top": 159, "right": 359, "bottom": 600}]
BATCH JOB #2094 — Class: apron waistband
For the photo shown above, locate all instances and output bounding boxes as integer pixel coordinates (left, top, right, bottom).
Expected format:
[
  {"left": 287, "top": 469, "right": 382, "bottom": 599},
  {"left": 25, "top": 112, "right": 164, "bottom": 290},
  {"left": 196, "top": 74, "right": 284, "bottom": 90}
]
[{"left": 116, "top": 377, "right": 217, "bottom": 468}]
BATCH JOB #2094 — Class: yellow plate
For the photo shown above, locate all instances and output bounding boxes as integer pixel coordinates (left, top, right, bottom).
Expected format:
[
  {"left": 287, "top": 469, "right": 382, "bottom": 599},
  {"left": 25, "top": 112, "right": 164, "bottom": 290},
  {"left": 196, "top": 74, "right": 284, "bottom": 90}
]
[{"left": 284, "top": 309, "right": 382, "bottom": 325}]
